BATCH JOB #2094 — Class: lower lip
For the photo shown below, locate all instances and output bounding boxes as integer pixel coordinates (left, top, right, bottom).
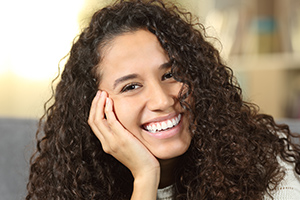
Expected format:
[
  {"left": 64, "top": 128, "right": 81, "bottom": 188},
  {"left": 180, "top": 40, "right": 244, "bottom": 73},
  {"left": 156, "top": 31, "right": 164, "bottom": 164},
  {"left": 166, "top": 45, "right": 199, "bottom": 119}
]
[{"left": 143, "top": 116, "right": 183, "bottom": 139}]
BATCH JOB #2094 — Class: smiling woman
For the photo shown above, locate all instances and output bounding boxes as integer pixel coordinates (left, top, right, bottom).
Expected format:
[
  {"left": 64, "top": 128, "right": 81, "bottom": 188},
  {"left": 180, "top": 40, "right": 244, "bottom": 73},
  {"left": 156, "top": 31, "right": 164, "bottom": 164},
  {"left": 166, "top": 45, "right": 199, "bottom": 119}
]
[
  {"left": 26, "top": 0, "right": 300, "bottom": 199},
  {"left": 94, "top": 30, "right": 191, "bottom": 161}
]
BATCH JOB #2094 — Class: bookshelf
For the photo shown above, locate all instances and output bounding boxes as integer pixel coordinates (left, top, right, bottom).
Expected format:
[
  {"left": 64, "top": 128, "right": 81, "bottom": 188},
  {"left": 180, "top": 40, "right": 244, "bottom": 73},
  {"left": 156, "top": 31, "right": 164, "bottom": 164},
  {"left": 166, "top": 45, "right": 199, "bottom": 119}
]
[
  {"left": 227, "top": 0, "right": 300, "bottom": 119},
  {"left": 229, "top": 53, "right": 300, "bottom": 119},
  {"left": 178, "top": 0, "right": 300, "bottom": 119}
]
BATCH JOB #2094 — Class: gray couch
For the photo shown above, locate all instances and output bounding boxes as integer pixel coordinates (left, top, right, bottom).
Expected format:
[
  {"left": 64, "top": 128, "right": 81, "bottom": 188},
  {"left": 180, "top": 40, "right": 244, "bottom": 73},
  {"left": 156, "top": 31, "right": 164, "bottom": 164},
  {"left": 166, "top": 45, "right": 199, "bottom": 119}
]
[
  {"left": 0, "top": 117, "right": 299, "bottom": 200},
  {"left": 0, "top": 118, "right": 37, "bottom": 200}
]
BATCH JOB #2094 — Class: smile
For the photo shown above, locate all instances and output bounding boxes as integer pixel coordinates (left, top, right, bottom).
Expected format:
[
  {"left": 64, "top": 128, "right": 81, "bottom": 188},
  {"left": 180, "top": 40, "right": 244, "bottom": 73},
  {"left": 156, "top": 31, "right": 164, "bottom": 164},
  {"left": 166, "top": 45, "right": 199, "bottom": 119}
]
[{"left": 143, "top": 114, "right": 181, "bottom": 133}]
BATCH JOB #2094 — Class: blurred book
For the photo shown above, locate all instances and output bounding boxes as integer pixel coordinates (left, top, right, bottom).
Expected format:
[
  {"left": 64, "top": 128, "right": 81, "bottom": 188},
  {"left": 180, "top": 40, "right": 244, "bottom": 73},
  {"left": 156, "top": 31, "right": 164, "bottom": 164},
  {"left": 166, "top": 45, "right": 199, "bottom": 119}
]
[{"left": 206, "top": 0, "right": 300, "bottom": 57}]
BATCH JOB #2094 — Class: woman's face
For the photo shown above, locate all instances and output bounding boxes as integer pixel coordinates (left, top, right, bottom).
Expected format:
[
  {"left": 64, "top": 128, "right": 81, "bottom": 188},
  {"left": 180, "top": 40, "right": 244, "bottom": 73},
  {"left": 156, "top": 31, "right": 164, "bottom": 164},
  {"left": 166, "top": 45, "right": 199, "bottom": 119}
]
[{"left": 98, "top": 29, "right": 191, "bottom": 159}]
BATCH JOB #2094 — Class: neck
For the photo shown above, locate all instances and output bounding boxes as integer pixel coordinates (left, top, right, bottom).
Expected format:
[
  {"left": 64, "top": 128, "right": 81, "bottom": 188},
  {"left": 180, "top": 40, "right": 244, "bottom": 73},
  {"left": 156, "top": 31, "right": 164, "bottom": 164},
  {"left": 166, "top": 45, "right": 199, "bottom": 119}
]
[{"left": 158, "top": 156, "right": 181, "bottom": 189}]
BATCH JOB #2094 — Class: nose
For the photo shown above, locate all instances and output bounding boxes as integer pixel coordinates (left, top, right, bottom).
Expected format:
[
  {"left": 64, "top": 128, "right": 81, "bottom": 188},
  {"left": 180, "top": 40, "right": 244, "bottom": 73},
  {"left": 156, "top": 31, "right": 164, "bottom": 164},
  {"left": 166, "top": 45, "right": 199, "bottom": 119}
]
[{"left": 146, "top": 83, "right": 175, "bottom": 111}]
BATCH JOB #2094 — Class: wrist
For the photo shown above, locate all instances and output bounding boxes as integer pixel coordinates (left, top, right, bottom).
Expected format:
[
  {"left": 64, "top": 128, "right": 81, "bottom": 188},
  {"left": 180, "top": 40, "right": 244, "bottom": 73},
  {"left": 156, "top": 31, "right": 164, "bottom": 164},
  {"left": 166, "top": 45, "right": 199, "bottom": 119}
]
[
  {"left": 134, "top": 168, "right": 160, "bottom": 185},
  {"left": 131, "top": 168, "right": 160, "bottom": 200}
]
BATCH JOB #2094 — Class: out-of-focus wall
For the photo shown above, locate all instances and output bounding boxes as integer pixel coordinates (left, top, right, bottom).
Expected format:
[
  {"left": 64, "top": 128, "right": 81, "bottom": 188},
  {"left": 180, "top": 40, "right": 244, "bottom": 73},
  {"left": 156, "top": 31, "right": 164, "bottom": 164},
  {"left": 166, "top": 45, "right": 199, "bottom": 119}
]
[
  {"left": 0, "top": 73, "right": 50, "bottom": 118},
  {"left": 0, "top": 0, "right": 85, "bottom": 118},
  {"left": 1, "top": 0, "right": 299, "bottom": 119},
  {"left": 179, "top": 0, "right": 300, "bottom": 119}
]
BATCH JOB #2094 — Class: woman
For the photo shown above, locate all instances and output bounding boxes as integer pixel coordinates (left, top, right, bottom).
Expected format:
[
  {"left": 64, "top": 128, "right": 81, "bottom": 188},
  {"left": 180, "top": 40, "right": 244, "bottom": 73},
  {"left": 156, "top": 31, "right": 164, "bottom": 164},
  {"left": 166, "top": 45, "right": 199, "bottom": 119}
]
[{"left": 26, "top": 0, "right": 300, "bottom": 199}]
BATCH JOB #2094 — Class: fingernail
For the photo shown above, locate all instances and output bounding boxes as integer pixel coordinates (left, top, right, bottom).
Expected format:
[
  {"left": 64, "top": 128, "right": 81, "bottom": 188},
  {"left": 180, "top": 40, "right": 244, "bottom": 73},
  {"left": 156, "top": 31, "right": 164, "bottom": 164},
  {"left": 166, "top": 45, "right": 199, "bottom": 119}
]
[
  {"left": 95, "top": 91, "right": 101, "bottom": 99},
  {"left": 96, "top": 91, "right": 100, "bottom": 97},
  {"left": 106, "top": 98, "right": 110, "bottom": 105}
]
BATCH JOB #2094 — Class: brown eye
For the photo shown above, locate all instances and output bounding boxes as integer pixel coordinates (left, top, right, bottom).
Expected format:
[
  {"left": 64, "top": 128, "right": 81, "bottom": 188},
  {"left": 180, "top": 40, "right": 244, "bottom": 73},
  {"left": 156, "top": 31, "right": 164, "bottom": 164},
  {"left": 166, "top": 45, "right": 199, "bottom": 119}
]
[
  {"left": 121, "top": 83, "right": 142, "bottom": 93},
  {"left": 162, "top": 71, "right": 173, "bottom": 80}
]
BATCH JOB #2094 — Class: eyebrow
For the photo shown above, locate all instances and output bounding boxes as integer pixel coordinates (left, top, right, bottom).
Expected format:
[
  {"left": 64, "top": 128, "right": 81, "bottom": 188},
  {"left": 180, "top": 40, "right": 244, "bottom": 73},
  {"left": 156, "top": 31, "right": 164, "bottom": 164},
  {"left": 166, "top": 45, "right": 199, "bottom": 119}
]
[
  {"left": 113, "top": 61, "right": 172, "bottom": 89},
  {"left": 113, "top": 74, "right": 139, "bottom": 89}
]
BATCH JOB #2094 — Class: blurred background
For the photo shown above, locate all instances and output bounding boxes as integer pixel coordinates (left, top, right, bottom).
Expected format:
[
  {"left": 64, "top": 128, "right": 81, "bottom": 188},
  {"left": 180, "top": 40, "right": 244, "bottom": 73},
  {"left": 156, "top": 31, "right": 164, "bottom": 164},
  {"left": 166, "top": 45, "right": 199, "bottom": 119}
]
[
  {"left": 0, "top": 0, "right": 300, "bottom": 120},
  {"left": 0, "top": 0, "right": 300, "bottom": 199}
]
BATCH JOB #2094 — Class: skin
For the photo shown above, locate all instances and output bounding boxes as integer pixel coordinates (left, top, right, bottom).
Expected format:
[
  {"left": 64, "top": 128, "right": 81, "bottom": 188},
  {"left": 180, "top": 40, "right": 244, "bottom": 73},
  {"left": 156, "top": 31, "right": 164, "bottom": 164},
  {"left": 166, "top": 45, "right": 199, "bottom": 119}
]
[{"left": 88, "top": 29, "right": 192, "bottom": 199}]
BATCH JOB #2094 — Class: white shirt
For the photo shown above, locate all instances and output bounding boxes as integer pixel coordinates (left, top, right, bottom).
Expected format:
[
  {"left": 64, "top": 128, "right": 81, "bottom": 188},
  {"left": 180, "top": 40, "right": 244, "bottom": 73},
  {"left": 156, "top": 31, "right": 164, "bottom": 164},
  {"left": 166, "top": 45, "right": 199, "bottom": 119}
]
[
  {"left": 157, "top": 158, "right": 300, "bottom": 200},
  {"left": 264, "top": 157, "right": 300, "bottom": 199},
  {"left": 157, "top": 184, "right": 175, "bottom": 200}
]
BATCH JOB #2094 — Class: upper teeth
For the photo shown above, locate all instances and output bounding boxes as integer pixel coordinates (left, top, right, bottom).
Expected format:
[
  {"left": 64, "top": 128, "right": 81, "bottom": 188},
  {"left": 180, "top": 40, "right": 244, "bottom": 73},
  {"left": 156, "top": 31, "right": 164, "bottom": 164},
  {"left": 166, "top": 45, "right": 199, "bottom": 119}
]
[{"left": 145, "top": 114, "right": 181, "bottom": 133}]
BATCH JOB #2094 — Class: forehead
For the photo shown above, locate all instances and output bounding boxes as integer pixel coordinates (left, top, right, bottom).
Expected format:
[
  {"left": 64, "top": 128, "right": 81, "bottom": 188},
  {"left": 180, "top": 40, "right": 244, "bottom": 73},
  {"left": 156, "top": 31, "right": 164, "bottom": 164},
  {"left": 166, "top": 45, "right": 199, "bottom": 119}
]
[{"left": 98, "top": 29, "right": 169, "bottom": 80}]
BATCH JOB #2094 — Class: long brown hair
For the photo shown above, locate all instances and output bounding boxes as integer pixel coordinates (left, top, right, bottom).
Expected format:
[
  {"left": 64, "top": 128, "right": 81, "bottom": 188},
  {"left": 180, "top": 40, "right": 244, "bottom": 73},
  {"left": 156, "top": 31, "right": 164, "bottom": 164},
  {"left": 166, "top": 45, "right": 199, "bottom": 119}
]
[{"left": 26, "top": 0, "right": 300, "bottom": 199}]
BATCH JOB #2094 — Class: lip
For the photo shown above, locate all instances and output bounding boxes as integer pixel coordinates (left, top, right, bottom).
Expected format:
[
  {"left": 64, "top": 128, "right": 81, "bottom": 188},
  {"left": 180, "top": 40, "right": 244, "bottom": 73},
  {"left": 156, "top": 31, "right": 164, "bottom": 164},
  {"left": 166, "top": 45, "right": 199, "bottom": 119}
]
[
  {"left": 142, "top": 113, "right": 183, "bottom": 139},
  {"left": 142, "top": 113, "right": 179, "bottom": 125}
]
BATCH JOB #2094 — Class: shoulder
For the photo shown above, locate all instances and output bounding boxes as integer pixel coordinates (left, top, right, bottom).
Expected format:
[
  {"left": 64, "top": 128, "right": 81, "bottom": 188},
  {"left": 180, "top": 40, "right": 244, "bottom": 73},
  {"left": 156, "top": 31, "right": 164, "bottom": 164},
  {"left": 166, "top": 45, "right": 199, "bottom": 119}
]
[
  {"left": 264, "top": 157, "right": 300, "bottom": 199},
  {"left": 157, "top": 185, "right": 175, "bottom": 200}
]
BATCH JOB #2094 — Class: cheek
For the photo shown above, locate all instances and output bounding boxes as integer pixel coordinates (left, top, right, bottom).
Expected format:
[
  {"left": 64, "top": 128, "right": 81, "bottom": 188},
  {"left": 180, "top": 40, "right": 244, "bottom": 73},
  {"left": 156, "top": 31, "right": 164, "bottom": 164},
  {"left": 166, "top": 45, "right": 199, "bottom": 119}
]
[
  {"left": 113, "top": 98, "right": 141, "bottom": 131},
  {"left": 172, "top": 82, "right": 183, "bottom": 98}
]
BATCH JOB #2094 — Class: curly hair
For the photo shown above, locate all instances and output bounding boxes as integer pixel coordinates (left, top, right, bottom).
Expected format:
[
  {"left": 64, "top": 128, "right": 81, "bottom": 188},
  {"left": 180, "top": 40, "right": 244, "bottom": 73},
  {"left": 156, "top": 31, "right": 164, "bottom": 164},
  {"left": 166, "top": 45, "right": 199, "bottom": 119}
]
[{"left": 26, "top": 0, "right": 300, "bottom": 199}]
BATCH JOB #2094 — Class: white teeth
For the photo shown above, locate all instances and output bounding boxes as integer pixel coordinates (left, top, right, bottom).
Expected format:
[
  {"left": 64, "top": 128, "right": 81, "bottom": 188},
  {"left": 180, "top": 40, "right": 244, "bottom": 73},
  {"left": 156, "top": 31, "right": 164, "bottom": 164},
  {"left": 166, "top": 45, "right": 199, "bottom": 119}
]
[
  {"left": 167, "top": 120, "right": 173, "bottom": 128},
  {"left": 146, "top": 125, "right": 151, "bottom": 132},
  {"left": 152, "top": 124, "right": 157, "bottom": 132},
  {"left": 148, "top": 125, "right": 155, "bottom": 133},
  {"left": 156, "top": 123, "right": 161, "bottom": 131},
  {"left": 161, "top": 122, "right": 167, "bottom": 130},
  {"left": 172, "top": 118, "right": 176, "bottom": 125},
  {"left": 144, "top": 114, "right": 181, "bottom": 133},
  {"left": 177, "top": 114, "right": 181, "bottom": 123}
]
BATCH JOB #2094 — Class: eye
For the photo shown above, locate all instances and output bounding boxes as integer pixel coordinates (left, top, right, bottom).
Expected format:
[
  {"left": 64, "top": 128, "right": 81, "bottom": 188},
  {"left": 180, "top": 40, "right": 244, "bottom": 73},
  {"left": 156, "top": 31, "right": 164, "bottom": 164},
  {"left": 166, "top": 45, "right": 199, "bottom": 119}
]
[
  {"left": 162, "top": 71, "right": 173, "bottom": 80},
  {"left": 121, "top": 83, "right": 142, "bottom": 93}
]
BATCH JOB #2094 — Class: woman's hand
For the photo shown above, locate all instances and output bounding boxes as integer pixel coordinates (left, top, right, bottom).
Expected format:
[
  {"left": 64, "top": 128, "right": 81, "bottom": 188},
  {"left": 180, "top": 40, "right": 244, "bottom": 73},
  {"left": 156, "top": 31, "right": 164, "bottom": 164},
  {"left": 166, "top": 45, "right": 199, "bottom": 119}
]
[{"left": 88, "top": 91, "right": 160, "bottom": 199}]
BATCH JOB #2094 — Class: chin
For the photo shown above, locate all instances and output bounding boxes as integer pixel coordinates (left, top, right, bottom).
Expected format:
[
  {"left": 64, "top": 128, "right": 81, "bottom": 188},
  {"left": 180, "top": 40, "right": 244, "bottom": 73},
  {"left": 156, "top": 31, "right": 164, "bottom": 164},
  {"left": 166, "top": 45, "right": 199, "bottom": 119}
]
[{"left": 153, "top": 144, "right": 190, "bottom": 160}]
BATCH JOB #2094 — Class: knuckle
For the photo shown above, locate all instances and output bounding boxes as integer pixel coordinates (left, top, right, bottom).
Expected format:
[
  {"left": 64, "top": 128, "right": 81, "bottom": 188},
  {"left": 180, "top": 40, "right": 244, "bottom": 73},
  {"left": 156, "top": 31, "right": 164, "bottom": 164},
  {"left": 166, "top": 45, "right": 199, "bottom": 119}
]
[
  {"left": 94, "top": 114, "right": 101, "bottom": 122},
  {"left": 109, "top": 143, "right": 119, "bottom": 153},
  {"left": 118, "top": 138, "right": 126, "bottom": 147},
  {"left": 102, "top": 145, "right": 111, "bottom": 154},
  {"left": 107, "top": 119, "right": 116, "bottom": 127},
  {"left": 87, "top": 118, "right": 93, "bottom": 125}
]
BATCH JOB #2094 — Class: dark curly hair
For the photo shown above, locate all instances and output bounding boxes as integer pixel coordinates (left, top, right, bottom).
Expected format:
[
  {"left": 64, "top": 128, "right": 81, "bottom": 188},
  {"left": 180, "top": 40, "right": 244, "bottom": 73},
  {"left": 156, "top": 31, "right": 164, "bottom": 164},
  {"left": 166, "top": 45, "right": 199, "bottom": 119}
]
[{"left": 26, "top": 0, "right": 300, "bottom": 199}]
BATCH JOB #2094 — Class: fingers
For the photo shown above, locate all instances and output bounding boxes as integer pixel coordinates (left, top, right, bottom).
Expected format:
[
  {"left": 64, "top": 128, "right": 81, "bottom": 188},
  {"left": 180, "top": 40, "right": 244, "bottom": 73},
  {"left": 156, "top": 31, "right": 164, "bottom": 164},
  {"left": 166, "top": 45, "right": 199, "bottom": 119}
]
[
  {"left": 89, "top": 91, "right": 129, "bottom": 155},
  {"left": 88, "top": 91, "right": 160, "bottom": 178},
  {"left": 104, "top": 97, "right": 127, "bottom": 136},
  {"left": 88, "top": 90, "right": 108, "bottom": 142},
  {"left": 88, "top": 90, "right": 125, "bottom": 142},
  {"left": 89, "top": 91, "right": 100, "bottom": 121},
  {"left": 94, "top": 91, "right": 107, "bottom": 121}
]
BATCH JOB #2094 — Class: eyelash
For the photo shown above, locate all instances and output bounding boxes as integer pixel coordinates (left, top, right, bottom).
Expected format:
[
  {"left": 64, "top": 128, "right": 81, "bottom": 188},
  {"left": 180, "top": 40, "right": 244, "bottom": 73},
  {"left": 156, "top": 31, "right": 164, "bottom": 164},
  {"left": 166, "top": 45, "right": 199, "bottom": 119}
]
[
  {"left": 162, "top": 70, "right": 173, "bottom": 80},
  {"left": 121, "top": 82, "right": 142, "bottom": 93},
  {"left": 120, "top": 71, "right": 174, "bottom": 93}
]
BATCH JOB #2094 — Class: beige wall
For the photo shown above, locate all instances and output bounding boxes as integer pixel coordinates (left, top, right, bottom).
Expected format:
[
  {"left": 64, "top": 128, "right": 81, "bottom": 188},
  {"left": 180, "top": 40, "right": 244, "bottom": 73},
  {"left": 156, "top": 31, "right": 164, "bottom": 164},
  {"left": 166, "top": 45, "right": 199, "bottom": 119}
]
[
  {"left": 1, "top": 0, "right": 299, "bottom": 119},
  {"left": 0, "top": 0, "right": 83, "bottom": 119},
  {"left": 0, "top": 73, "right": 52, "bottom": 118}
]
